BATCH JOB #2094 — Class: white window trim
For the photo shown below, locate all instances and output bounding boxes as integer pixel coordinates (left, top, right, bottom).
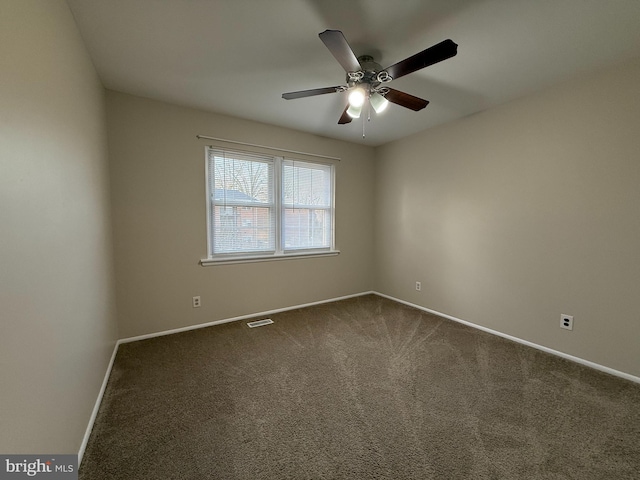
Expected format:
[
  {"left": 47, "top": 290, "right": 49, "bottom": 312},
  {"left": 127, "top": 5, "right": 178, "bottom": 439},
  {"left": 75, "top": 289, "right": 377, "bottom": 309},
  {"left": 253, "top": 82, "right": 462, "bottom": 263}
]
[
  {"left": 200, "top": 249, "right": 340, "bottom": 266},
  {"left": 201, "top": 147, "right": 339, "bottom": 266}
]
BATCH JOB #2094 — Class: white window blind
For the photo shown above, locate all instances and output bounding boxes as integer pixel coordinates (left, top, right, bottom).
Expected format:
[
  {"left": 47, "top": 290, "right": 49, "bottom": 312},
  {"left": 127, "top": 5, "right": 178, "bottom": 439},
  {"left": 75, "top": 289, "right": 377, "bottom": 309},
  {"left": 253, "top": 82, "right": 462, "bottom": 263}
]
[
  {"left": 206, "top": 147, "right": 335, "bottom": 261},
  {"left": 209, "top": 149, "right": 275, "bottom": 255},
  {"left": 283, "top": 160, "right": 333, "bottom": 251}
]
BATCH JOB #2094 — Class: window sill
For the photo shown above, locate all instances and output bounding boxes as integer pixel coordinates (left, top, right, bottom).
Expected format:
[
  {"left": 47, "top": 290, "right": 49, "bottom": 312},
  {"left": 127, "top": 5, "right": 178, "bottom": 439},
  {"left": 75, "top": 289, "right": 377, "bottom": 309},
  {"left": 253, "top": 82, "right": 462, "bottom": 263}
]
[{"left": 200, "top": 250, "right": 340, "bottom": 266}]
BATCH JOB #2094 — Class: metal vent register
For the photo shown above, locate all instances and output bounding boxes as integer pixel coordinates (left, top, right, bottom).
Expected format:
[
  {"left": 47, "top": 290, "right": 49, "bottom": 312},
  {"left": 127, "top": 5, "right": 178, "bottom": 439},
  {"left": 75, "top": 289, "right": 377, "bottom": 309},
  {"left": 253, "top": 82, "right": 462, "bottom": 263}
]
[{"left": 247, "top": 318, "right": 274, "bottom": 328}]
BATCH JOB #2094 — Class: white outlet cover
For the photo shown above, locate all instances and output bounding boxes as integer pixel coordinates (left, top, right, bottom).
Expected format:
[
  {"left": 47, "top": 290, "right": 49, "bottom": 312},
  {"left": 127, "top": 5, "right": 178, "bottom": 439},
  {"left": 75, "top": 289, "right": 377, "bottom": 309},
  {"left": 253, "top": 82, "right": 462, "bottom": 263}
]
[{"left": 560, "top": 314, "right": 573, "bottom": 330}]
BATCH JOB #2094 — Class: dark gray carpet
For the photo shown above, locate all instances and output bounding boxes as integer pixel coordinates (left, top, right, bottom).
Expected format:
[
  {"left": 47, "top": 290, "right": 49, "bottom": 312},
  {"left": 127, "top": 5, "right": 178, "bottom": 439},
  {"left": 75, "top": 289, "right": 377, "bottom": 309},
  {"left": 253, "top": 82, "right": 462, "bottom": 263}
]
[{"left": 80, "top": 294, "right": 640, "bottom": 479}]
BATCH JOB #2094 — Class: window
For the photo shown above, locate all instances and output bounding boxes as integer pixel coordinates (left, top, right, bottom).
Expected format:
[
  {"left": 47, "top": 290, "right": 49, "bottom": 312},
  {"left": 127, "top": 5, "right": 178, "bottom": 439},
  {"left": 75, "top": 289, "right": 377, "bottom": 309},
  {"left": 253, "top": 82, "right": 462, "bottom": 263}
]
[{"left": 205, "top": 147, "right": 336, "bottom": 262}]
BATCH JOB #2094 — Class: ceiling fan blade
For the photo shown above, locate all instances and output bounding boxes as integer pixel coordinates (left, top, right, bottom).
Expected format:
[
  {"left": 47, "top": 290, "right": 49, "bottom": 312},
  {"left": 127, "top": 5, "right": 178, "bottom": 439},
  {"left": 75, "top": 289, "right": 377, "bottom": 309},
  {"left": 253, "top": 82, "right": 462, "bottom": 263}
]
[
  {"left": 319, "top": 30, "right": 361, "bottom": 73},
  {"left": 338, "top": 105, "right": 353, "bottom": 124},
  {"left": 385, "top": 88, "right": 429, "bottom": 111},
  {"left": 384, "top": 39, "right": 458, "bottom": 80},
  {"left": 282, "top": 86, "right": 342, "bottom": 100}
]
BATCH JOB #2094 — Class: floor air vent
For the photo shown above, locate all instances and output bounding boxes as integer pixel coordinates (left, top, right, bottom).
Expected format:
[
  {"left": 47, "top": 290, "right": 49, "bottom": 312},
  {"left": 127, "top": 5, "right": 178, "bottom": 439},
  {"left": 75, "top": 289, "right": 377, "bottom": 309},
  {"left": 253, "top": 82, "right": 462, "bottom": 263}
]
[{"left": 247, "top": 318, "right": 274, "bottom": 328}]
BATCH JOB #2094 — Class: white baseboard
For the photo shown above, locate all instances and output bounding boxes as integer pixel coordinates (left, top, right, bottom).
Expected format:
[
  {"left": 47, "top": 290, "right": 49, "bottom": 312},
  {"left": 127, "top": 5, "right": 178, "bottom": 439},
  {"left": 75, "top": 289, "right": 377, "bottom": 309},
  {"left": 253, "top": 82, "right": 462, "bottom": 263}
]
[
  {"left": 78, "top": 340, "right": 120, "bottom": 465},
  {"left": 373, "top": 291, "right": 640, "bottom": 385}
]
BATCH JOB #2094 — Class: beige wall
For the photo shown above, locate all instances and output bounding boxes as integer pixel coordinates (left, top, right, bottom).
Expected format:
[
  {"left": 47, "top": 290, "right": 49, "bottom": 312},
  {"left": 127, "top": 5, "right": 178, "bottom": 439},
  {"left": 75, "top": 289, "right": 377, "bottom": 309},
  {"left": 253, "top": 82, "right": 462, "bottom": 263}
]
[
  {"left": 0, "top": 0, "right": 118, "bottom": 453},
  {"left": 375, "top": 58, "right": 640, "bottom": 378},
  {"left": 106, "top": 91, "right": 375, "bottom": 339}
]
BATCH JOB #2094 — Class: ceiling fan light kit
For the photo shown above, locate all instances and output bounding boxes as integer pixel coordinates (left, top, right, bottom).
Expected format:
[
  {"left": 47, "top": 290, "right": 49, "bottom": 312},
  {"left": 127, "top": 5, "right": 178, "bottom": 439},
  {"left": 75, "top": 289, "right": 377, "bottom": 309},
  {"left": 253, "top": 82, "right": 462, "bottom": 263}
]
[
  {"left": 369, "top": 92, "right": 389, "bottom": 114},
  {"left": 346, "top": 103, "right": 363, "bottom": 119},
  {"left": 348, "top": 87, "right": 366, "bottom": 108},
  {"left": 282, "top": 29, "right": 458, "bottom": 135}
]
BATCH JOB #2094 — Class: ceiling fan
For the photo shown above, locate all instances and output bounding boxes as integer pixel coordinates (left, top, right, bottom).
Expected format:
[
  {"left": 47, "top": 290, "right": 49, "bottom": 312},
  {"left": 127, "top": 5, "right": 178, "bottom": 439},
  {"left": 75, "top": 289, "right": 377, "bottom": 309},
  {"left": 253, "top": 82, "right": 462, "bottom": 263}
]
[{"left": 282, "top": 30, "right": 458, "bottom": 125}]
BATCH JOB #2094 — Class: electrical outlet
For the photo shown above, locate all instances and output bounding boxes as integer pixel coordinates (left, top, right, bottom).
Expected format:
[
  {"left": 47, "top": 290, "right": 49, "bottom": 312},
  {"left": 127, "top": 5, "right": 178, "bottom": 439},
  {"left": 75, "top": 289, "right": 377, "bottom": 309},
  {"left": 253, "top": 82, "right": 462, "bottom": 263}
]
[
  {"left": 415, "top": 281, "right": 421, "bottom": 291},
  {"left": 192, "top": 296, "right": 201, "bottom": 308},
  {"left": 560, "top": 314, "right": 573, "bottom": 330}
]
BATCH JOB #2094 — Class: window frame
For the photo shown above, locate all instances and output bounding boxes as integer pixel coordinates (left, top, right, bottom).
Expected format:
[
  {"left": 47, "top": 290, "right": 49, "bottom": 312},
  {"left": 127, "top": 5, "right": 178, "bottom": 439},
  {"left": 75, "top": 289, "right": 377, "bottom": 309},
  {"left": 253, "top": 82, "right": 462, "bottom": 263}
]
[{"left": 202, "top": 147, "right": 339, "bottom": 265}]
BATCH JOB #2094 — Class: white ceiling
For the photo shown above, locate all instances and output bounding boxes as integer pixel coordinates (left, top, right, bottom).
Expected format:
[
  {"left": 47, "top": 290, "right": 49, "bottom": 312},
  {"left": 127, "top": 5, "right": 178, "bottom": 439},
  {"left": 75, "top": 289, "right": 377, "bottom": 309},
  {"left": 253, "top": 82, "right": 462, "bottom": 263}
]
[{"left": 66, "top": 0, "right": 640, "bottom": 147}]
